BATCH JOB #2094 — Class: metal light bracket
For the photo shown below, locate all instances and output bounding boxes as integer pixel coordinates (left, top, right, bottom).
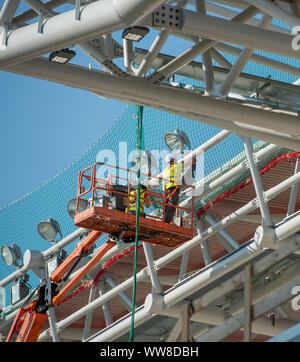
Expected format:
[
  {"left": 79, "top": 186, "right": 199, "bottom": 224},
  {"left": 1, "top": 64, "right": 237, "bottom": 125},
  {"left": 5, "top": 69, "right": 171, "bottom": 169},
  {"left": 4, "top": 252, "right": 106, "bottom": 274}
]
[{"left": 153, "top": 4, "right": 183, "bottom": 30}]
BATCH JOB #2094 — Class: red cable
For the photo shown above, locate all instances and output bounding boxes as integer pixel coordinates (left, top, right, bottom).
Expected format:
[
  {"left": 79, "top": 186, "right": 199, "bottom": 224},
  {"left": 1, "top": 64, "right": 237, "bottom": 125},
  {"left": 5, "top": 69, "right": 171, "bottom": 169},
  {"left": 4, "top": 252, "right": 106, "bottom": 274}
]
[{"left": 197, "top": 151, "right": 300, "bottom": 218}]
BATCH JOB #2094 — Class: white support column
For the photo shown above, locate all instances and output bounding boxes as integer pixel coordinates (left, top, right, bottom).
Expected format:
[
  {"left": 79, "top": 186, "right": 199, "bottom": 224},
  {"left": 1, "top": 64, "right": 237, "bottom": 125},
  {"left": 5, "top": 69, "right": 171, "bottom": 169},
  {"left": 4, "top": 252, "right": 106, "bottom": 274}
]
[
  {"left": 205, "top": 214, "right": 240, "bottom": 250},
  {"left": 197, "top": 0, "right": 215, "bottom": 94},
  {"left": 98, "top": 281, "right": 113, "bottom": 326},
  {"left": 135, "top": 29, "right": 171, "bottom": 77},
  {"left": 47, "top": 307, "right": 61, "bottom": 342},
  {"left": 105, "top": 274, "right": 134, "bottom": 311},
  {"left": 0, "top": 0, "right": 20, "bottom": 45},
  {"left": 287, "top": 158, "right": 300, "bottom": 217},
  {"left": 103, "top": 33, "right": 113, "bottom": 60},
  {"left": 82, "top": 286, "right": 98, "bottom": 340},
  {"left": 218, "top": 15, "right": 272, "bottom": 97},
  {"left": 167, "top": 318, "right": 182, "bottom": 342},
  {"left": 123, "top": 38, "right": 134, "bottom": 74},
  {"left": 196, "top": 219, "right": 212, "bottom": 266},
  {"left": 180, "top": 302, "right": 192, "bottom": 342},
  {"left": 143, "top": 242, "right": 163, "bottom": 294},
  {"left": 178, "top": 251, "right": 189, "bottom": 281},
  {"left": 210, "top": 47, "right": 232, "bottom": 69},
  {"left": 0, "top": 0, "right": 20, "bottom": 25},
  {"left": 215, "top": 42, "right": 300, "bottom": 79},
  {"left": 243, "top": 264, "right": 253, "bottom": 342},
  {"left": 239, "top": 135, "right": 274, "bottom": 227}
]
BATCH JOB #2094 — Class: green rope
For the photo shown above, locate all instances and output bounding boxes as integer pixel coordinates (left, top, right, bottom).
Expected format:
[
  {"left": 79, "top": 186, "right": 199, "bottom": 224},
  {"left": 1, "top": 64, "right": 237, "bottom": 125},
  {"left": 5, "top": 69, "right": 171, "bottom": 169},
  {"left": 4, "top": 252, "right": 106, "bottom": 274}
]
[{"left": 129, "top": 105, "right": 144, "bottom": 342}]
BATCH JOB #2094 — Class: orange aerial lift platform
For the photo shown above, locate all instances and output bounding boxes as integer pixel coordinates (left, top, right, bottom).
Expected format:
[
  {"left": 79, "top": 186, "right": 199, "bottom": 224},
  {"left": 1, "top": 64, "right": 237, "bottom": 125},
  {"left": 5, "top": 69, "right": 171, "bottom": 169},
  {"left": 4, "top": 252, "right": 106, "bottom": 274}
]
[{"left": 74, "top": 162, "right": 195, "bottom": 247}]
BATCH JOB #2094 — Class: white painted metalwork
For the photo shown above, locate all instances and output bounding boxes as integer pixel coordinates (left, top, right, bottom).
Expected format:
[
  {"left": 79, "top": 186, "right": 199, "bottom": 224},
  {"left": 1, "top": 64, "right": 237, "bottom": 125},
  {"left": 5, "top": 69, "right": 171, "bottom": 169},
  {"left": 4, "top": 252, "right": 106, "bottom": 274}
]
[{"left": 2, "top": 0, "right": 300, "bottom": 343}]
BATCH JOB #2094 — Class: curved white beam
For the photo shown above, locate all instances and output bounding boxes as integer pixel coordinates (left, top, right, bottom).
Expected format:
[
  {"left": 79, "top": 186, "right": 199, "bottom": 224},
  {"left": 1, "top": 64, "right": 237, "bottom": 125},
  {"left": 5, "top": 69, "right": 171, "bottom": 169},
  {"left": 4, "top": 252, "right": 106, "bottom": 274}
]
[
  {"left": 0, "top": 0, "right": 164, "bottom": 67},
  {"left": 5, "top": 58, "right": 300, "bottom": 149}
]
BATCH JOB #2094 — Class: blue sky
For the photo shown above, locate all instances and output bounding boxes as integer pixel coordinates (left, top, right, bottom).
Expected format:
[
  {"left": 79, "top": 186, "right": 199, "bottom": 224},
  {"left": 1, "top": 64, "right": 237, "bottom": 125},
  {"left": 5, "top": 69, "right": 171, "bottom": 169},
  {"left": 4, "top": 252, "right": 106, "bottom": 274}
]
[{"left": 0, "top": 69, "right": 127, "bottom": 206}]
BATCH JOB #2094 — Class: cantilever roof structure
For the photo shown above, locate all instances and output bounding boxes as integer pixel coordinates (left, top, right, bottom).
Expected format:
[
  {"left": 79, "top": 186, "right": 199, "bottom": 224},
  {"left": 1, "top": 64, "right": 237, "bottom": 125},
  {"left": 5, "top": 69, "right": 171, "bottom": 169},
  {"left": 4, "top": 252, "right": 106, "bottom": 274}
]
[{"left": 1, "top": 0, "right": 300, "bottom": 343}]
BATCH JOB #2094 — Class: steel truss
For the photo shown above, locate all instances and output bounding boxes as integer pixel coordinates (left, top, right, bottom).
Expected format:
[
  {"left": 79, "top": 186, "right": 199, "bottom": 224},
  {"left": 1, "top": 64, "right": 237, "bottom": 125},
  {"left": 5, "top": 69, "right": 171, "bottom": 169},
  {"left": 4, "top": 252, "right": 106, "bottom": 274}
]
[{"left": 1, "top": 0, "right": 300, "bottom": 342}]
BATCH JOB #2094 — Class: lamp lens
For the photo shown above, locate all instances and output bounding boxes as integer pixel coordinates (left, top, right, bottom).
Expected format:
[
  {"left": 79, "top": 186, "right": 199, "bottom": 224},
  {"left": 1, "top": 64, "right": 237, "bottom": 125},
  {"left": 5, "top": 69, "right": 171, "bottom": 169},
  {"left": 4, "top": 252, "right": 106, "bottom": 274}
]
[
  {"left": 68, "top": 199, "right": 88, "bottom": 218},
  {"left": 165, "top": 133, "right": 182, "bottom": 152},
  {"left": 38, "top": 222, "right": 57, "bottom": 241},
  {"left": 46, "top": 257, "right": 59, "bottom": 278},
  {"left": 1, "top": 245, "right": 14, "bottom": 266},
  {"left": 11, "top": 282, "right": 20, "bottom": 305}
]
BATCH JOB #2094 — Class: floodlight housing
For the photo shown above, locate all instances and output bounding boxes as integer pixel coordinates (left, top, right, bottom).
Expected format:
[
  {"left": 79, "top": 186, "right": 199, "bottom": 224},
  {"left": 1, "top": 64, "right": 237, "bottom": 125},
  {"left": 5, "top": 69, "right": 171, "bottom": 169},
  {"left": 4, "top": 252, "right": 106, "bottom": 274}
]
[
  {"left": 11, "top": 276, "right": 30, "bottom": 305},
  {"left": 49, "top": 48, "right": 76, "bottom": 64},
  {"left": 1, "top": 243, "right": 23, "bottom": 267},
  {"left": 67, "top": 198, "right": 89, "bottom": 219},
  {"left": 46, "top": 250, "right": 66, "bottom": 278},
  {"left": 164, "top": 129, "right": 191, "bottom": 153},
  {"left": 122, "top": 26, "right": 149, "bottom": 42},
  {"left": 38, "top": 218, "right": 62, "bottom": 242}
]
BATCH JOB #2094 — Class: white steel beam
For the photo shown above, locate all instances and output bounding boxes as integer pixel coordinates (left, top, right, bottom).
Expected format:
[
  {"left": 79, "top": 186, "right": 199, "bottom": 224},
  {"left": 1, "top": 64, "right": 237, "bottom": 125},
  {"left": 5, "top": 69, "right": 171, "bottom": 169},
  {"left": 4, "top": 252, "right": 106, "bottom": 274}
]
[
  {"left": 217, "top": 15, "right": 272, "bottom": 96},
  {"left": 196, "top": 274, "right": 300, "bottom": 342},
  {"left": 0, "top": 0, "right": 165, "bottom": 67},
  {"left": 4, "top": 59, "right": 300, "bottom": 149},
  {"left": 151, "top": 6, "right": 259, "bottom": 82},
  {"left": 0, "top": 0, "right": 20, "bottom": 25},
  {"left": 204, "top": 214, "right": 240, "bottom": 250},
  {"left": 287, "top": 158, "right": 300, "bottom": 217},
  {"left": 12, "top": 0, "right": 67, "bottom": 24},
  {"left": 215, "top": 42, "right": 300, "bottom": 79},
  {"left": 178, "top": 10, "right": 300, "bottom": 60},
  {"left": 243, "top": 0, "right": 300, "bottom": 28},
  {"left": 240, "top": 135, "right": 273, "bottom": 227}
]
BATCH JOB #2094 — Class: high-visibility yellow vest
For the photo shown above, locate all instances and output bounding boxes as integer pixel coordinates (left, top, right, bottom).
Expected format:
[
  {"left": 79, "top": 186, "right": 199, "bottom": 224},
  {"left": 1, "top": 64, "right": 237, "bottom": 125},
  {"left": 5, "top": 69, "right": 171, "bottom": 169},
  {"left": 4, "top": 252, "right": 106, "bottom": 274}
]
[
  {"left": 163, "top": 163, "right": 183, "bottom": 190},
  {"left": 126, "top": 189, "right": 146, "bottom": 214}
]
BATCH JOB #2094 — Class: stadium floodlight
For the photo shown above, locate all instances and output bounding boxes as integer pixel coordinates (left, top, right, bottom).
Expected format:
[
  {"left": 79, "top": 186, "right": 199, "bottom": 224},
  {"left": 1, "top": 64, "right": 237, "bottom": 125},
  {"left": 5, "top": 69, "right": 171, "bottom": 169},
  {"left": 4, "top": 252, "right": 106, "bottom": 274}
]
[
  {"left": 11, "top": 274, "right": 30, "bottom": 305},
  {"left": 38, "top": 218, "right": 62, "bottom": 242},
  {"left": 1, "top": 243, "right": 23, "bottom": 268},
  {"left": 49, "top": 48, "right": 76, "bottom": 64},
  {"left": 46, "top": 250, "right": 67, "bottom": 278},
  {"left": 122, "top": 26, "right": 149, "bottom": 42},
  {"left": 67, "top": 198, "right": 89, "bottom": 219},
  {"left": 164, "top": 129, "right": 191, "bottom": 153}
]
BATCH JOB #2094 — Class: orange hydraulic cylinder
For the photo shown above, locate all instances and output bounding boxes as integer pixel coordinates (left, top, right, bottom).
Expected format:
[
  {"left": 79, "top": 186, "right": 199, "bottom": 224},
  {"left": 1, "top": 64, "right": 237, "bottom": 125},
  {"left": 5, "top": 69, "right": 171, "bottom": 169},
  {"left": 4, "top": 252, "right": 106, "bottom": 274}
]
[
  {"left": 52, "top": 241, "right": 115, "bottom": 306},
  {"left": 51, "top": 230, "right": 103, "bottom": 283}
]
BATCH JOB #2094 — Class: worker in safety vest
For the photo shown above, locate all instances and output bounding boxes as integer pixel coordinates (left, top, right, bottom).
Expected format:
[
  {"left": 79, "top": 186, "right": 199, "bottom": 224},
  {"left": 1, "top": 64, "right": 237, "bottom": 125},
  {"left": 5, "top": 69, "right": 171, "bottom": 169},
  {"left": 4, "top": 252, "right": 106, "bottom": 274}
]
[
  {"left": 162, "top": 154, "right": 184, "bottom": 223},
  {"left": 126, "top": 184, "right": 150, "bottom": 217}
]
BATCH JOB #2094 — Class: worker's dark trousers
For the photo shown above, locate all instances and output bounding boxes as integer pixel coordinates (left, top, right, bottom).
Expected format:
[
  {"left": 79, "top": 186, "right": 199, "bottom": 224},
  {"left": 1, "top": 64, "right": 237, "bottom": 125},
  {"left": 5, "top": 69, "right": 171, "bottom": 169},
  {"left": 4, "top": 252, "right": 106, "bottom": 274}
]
[{"left": 164, "top": 187, "right": 180, "bottom": 223}]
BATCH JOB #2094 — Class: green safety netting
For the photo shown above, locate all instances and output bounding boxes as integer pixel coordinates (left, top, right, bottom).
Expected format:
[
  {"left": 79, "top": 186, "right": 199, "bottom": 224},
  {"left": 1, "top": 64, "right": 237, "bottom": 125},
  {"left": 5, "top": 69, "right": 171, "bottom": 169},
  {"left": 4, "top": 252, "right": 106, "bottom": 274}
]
[{"left": 1, "top": 21, "right": 299, "bottom": 310}]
